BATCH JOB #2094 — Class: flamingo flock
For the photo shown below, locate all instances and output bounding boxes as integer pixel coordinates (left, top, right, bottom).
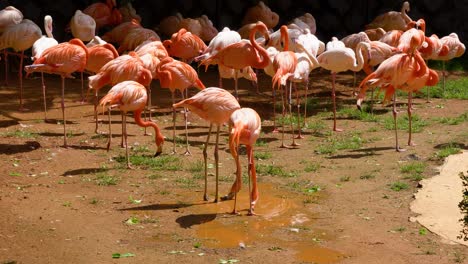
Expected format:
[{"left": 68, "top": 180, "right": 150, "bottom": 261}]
[{"left": 1, "top": 1, "right": 465, "bottom": 214}]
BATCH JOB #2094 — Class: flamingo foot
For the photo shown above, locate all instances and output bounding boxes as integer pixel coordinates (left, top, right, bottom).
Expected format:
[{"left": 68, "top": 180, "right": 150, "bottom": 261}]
[
  {"left": 272, "top": 128, "right": 279, "bottom": 133},
  {"left": 408, "top": 141, "right": 417, "bottom": 147},
  {"left": 247, "top": 209, "right": 257, "bottom": 216},
  {"left": 396, "top": 147, "right": 407, "bottom": 152},
  {"left": 294, "top": 135, "right": 305, "bottom": 139},
  {"left": 203, "top": 194, "right": 209, "bottom": 202},
  {"left": 333, "top": 128, "right": 344, "bottom": 132},
  {"left": 144, "top": 131, "right": 152, "bottom": 136},
  {"left": 184, "top": 149, "right": 192, "bottom": 156},
  {"left": 221, "top": 192, "right": 235, "bottom": 201},
  {"left": 279, "top": 143, "right": 290, "bottom": 149},
  {"left": 290, "top": 142, "right": 300, "bottom": 147},
  {"left": 18, "top": 106, "right": 29, "bottom": 112},
  {"left": 231, "top": 209, "right": 241, "bottom": 215}
]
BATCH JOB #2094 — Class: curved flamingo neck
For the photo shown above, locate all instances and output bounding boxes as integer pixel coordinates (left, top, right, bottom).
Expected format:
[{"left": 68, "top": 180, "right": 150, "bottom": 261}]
[
  {"left": 351, "top": 42, "right": 369, "bottom": 72},
  {"left": 414, "top": 52, "right": 428, "bottom": 77},
  {"left": 134, "top": 109, "right": 164, "bottom": 147},
  {"left": 401, "top": 1, "right": 412, "bottom": 24},
  {"left": 45, "top": 16, "right": 54, "bottom": 38},
  {"left": 249, "top": 23, "right": 270, "bottom": 69},
  {"left": 280, "top": 26, "right": 289, "bottom": 51},
  {"left": 295, "top": 43, "right": 319, "bottom": 69}
]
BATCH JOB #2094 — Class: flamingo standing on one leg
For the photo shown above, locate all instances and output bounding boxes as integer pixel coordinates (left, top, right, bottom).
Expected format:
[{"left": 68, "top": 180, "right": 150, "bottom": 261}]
[
  {"left": 99, "top": 80, "right": 164, "bottom": 169},
  {"left": 173, "top": 87, "right": 240, "bottom": 203},
  {"left": 0, "top": 19, "right": 41, "bottom": 111},
  {"left": 437, "top": 33, "right": 466, "bottom": 95},
  {"left": 24, "top": 38, "right": 88, "bottom": 148},
  {"left": 155, "top": 56, "right": 206, "bottom": 155},
  {"left": 357, "top": 50, "right": 436, "bottom": 151},
  {"left": 224, "top": 107, "right": 261, "bottom": 215},
  {"left": 272, "top": 25, "right": 297, "bottom": 148},
  {"left": 31, "top": 15, "right": 58, "bottom": 120},
  {"left": 317, "top": 37, "right": 370, "bottom": 132},
  {"left": 0, "top": 6, "right": 23, "bottom": 86},
  {"left": 200, "top": 21, "right": 271, "bottom": 100},
  {"left": 163, "top": 28, "right": 207, "bottom": 63}
]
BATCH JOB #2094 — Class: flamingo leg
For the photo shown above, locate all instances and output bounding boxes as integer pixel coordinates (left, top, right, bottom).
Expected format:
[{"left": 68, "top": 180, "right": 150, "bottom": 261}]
[
  {"left": 120, "top": 112, "right": 126, "bottom": 148},
  {"left": 289, "top": 81, "right": 299, "bottom": 146},
  {"left": 18, "top": 51, "right": 27, "bottom": 111},
  {"left": 60, "top": 76, "right": 68, "bottom": 148},
  {"left": 303, "top": 79, "right": 309, "bottom": 128},
  {"left": 4, "top": 49, "right": 8, "bottom": 86},
  {"left": 214, "top": 125, "right": 221, "bottom": 203},
  {"left": 234, "top": 70, "right": 239, "bottom": 101},
  {"left": 280, "top": 85, "right": 288, "bottom": 148},
  {"left": 147, "top": 83, "right": 153, "bottom": 121},
  {"left": 171, "top": 92, "right": 177, "bottom": 154},
  {"left": 352, "top": 71, "right": 357, "bottom": 96},
  {"left": 393, "top": 93, "right": 405, "bottom": 152},
  {"left": 123, "top": 114, "right": 132, "bottom": 169},
  {"left": 230, "top": 143, "right": 241, "bottom": 214},
  {"left": 203, "top": 123, "right": 213, "bottom": 201},
  {"left": 94, "top": 89, "right": 100, "bottom": 134},
  {"left": 247, "top": 145, "right": 258, "bottom": 216},
  {"left": 442, "top": 61, "right": 447, "bottom": 98},
  {"left": 407, "top": 92, "right": 415, "bottom": 146},
  {"left": 179, "top": 90, "right": 191, "bottom": 155},
  {"left": 295, "top": 82, "right": 304, "bottom": 139},
  {"left": 272, "top": 87, "right": 278, "bottom": 133},
  {"left": 41, "top": 72, "right": 48, "bottom": 121},
  {"left": 331, "top": 72, "right": 343, "bottom": 132},
  {"left": 106, "top": 106, "right": 112, "bottom": 151}
]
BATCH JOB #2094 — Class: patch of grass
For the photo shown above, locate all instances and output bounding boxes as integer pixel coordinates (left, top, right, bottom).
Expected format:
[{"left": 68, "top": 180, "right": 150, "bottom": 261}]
[
  {"left": 400, "top": 162, "right": 426, "bottom": 181},
  {"left": 116, "top": 155, "right": 182, "bottom": 171},
  {"left": 382, "top": 114, "right": 429, "bottom": 133},
  {"left": 256, "top": 164, "right": 298, "bottom": 178},
  {"left": 175, "top": 177, "right": 199, "bottom": 188},
  {"left": 147, "top": 173, "right": 163, "bottom": 180},
  {"left": 1, "top": 129, "right": 37, "bottom": 138},
  {"left": 339, "top": 175, "right": 350, "bottom": 182},
  {"left": 415, "top": 71, "right": 468, "bottom": 99},
  {"left": 336, "top": 107, "right": 378, "bottom": 122},
  {"left": 360, "top": 172, "right": 376, "bottom": 180},
  {"left": 95, "top": 173, "right": 119, "bottom": 186},
  {"left": 434, "top": 143, "right": 462, "bottom": 159},
  {"left": 90, "top": 198, "right": 99, "bottom": 205},
  {"left": 255, "top": 138, "right": 268, "bottom": 147},
  {"left": 187, "top": 160, "right": 203, "bottom": 173},
  {"left": 254, "top": 151, "right": 272, "bottom": 160},
  {"left": 390, "top": 182, "right": 409, "bottom": 191},
  {"left": 304, "top": 120, "right": 327, "bottom": 133},
  {"left": 434, "top": 112, "right": 467, "bottom": 125},
  {"left": 301, "top": 161, "right": 321, "bottom": 173},
  {"left": 315, "top": 132, "right": 365, "bottom": 155}
]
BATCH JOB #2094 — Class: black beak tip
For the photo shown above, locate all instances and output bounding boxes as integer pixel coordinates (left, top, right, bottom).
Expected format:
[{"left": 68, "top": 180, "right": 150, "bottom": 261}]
[{"left": 154, "top": 151, "right": 162, "bottom": 157}]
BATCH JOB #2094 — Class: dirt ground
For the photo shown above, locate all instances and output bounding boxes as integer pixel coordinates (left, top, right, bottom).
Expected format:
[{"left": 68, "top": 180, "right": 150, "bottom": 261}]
[{"left": 0, "top": 65, "right": 467, "bottom": 264}]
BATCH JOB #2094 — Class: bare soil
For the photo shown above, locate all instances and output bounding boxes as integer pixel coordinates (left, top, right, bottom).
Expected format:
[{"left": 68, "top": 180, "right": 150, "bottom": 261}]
[{"left": 0, "top": 66, "right": 467, "bottom": 264}]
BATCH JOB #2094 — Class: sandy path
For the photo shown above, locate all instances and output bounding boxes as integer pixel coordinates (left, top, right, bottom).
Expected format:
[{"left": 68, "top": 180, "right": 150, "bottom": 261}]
[{"left": 411, "top": 151, "right": 468, "bottom": 246}]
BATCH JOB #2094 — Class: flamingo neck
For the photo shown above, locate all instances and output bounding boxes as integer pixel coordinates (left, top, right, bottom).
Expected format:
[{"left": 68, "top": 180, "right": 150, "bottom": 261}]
[
  {"left": 351, "top": 42, "right": 369, "bottom": 72},
  {"left": 134, "top": 109, "right": 164, "bottom": 147},
  {"left": 280, "top": 26, "right": 289, "bottom": 51},
  {"left": 414, "top": 52, "right": 428, "bottom": 77},
  {"left": 45, "top": 18, "right": 54, "bottom": 38},
  {"left": 249, "top": 24, "right": 270, "bottom": 69},
  {"left": 401, "top": 2, "right": 412, "bottom": 24}
]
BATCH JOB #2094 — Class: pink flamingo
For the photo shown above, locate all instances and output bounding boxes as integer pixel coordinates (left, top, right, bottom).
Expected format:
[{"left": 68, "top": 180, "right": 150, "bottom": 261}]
[
  {"left": 357, "top": 48, "right": 437, "bottom": 151},
  {"left": 163, "top": 28, "right": 207, "bottom": 63},
  {"left": 99, "top": 80, "right": 164, "bottom": 169},
  {"left": 317, "top": 37, "right": 370, "bottom": 131},
  {"left": 200, "top": 21, "right": 270, "bottom": 99},
  {"left": 155, "top": 56, "right": 206, "bottom": 155},
  {"left": 272, "top": 25, "right": 298, "bottom": 147},
  {"left": 0, "top": 6, "right": 23, "bottom": 86},
  {"left": 173, "top": 87, "right": 240, "bottom": 202},
  {"left": 31, "top": 15, "right": 58, "bottom": 120},
  {"left": 224, "top": 107, "right": 261, "bottom": 215},
  {"left": 0, "top": 19, "right": 41, "bottom": 111},
  {"left": 88, "top": 51, "right": 152, "bottom": 135},
  {"left": 25, "top": 38, "right": 88, "bottom": 147}
]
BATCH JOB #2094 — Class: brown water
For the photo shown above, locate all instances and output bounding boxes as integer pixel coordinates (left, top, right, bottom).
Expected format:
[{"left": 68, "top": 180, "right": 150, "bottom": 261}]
[{"left": 187, "top": 184, "right": 343, "bottom": 263}]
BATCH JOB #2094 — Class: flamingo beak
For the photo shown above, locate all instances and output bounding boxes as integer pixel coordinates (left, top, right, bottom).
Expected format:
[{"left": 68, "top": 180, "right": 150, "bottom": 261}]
[{"left": 154, "top": 145, "right": 163, "bottom": 157}]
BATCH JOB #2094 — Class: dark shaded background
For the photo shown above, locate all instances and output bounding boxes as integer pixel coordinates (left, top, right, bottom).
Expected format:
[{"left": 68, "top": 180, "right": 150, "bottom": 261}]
[{"left": 1, "top": 0, "right": 466, "bottom": 54}]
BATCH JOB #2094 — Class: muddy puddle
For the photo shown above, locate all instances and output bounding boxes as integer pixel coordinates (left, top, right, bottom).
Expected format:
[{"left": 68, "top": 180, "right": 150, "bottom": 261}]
[{"left": 176, "top": 183, "right": 344, "bottom": 263}]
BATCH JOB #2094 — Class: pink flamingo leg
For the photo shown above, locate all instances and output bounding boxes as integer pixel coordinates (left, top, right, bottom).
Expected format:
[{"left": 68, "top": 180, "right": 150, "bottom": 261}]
[
  {"left": 214, "top": 125, "right": 220, "bottom": 203},
  {"left": 331, "top": 72, "right": 343, "bottom": 132},
  {"left": 18, "top": 51, "right": 27, "bottom": 111},
  {"left": 392, "top": 93, "right": 406, "bottom": 152},
  {"left": 203, "top": 124, "right": 213, "bottom": 201},
  {"left": 171, "top": 92, "right": 177, "bottom": 154},
  {"left": 41, "top": 72, "right": 48, "bottom": 121},
  {"left": 60, "top": 76, "right": 68, "bottom": 148},
  {"left": 247, "top": 145, "right": 258, "bottom": 216},
  {"left": 407, "top": 92, "right": 416, "bottom": 147},
  {"left": 295, "top": 82, "right": 304, "bottom": 139}
]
